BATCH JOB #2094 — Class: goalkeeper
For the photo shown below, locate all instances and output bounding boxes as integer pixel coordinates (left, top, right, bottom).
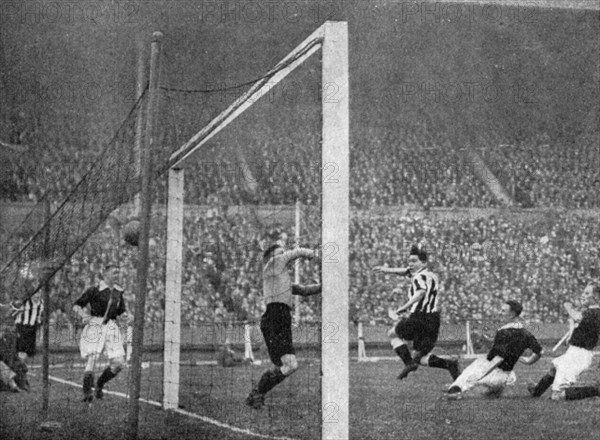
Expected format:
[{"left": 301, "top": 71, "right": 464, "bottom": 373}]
[
  {"left": 245, "top": 235, "right": 321, "bottom": 409},
  {"left": 72, "top": 264, "right": 128, "bottom": 402}
]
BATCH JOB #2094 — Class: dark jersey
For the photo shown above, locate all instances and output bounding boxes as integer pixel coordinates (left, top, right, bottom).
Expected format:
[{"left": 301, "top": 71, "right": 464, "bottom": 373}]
[
  {"left": 405, "top": 268, "right": 439, "bottom": 313},
  {"left": 569, "top": 307, "right": 600, "bottom": 350},
  {"left": 73, "top": 281, "right": 126, "bottom": 321},
  {"left": 486, "top": 323, "right": 542, "bottom": 371}
]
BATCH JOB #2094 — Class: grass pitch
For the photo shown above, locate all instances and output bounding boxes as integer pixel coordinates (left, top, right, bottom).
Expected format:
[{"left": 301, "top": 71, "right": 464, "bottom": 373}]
[{"left": 1, "top": 346, "right": 599, "bottom": 439}]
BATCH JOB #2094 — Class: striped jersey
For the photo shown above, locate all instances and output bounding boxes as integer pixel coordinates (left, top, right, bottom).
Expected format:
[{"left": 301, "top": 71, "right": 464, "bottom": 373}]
[
  {"left": 406, "top": 267, "right": 439, "bottom": 313},
  {"left": 14, "top": 297, "right": 43, "bottom": 326},
  {"left": 263, "top": 247, "right": 315, "bottom": 308}
]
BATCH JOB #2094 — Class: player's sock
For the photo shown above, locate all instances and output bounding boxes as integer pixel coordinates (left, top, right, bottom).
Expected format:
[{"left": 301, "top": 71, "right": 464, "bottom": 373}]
[
  {"left": 426, "top": 356, "right": 460, "bottom": 380},
  {"left": 427, "top": 354, "right": 451, "bottom": 369},
  {"left": 529, "top": 373, "right": 554, "bottom": 397},
  {"left": 393, "top": 345, "right": 413, "bottom": 365},
  {"left": 565, "top": 386, "right": 600, "bottom": 400},
  {"left": 83, "top": 372, "right": 94, "bottom": 400},
  {"left": 256, "top": 368, "right": 287, "bottom": 395},
  {"left": 96, "top": 367, "right": 117, "bottom": 397}
]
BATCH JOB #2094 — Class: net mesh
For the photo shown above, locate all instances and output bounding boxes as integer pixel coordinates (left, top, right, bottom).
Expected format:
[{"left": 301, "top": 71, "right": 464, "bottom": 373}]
[
  {"left": 0, "top": 90, "right": 148, "bottom": 305},
  {"left": 149, "top": 43, "right": 324, "bottom": 438}
]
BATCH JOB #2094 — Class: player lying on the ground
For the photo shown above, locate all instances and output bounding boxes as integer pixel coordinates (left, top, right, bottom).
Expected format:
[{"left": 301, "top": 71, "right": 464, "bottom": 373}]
[
  {"left": 73, "top": 264, "right": 128, "bottom": 402},
  {"left": 528, "top": 283, "right": 600, "bottom": 401},
  {"left": 0, "top": 326, "right": 29, "bottom": 392},
  {"left": 245, "top": 236, "right": 320, "bottom": 409},
  {"left": 446, "top": 300, "right": 542, "bottom": 399},
  {"left": 374, "top": 245, "right": 460, "bottom": 381}
]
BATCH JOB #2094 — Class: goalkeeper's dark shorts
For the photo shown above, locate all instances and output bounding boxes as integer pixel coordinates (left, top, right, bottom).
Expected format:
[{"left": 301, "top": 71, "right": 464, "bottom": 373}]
[
  {"left": 395, "top": 312, "right": 440, "bottom": 355},
  {"left": 260, "top": 303, "right": 294, "bottom": 366}
]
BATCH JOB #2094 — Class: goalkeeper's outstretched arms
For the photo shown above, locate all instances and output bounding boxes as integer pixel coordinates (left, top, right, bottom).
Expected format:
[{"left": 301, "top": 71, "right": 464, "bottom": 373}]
[
  {"left": 291, "top": 284, "right": 321, "bottom": 297},
  {"left": 373, "top": 265, "right": 411, "bottom": 276}
]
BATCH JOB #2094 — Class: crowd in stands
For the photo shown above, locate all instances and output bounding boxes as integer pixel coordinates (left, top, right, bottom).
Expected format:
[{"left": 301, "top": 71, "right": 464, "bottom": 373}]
[
  {"left": 1, "top": 103, "right": 599, "bottom": 330},
  {"left": 4, "top": 208, "right": 597, "bottom": 329},
  {"left": 2, "top": 106, "right": 599, "bottom": 209}
]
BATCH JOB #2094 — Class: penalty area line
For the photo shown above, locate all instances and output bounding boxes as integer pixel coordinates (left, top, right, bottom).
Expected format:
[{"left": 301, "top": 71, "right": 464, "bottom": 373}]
[{"left": 46, "top": 374, "right": 298, "bottom": 440}]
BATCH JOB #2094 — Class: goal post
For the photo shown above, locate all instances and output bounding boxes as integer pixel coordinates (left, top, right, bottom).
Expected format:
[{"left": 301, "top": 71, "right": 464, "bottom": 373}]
[
  {"left": 163, "top": 167, "right": 184, "bottom": 410},
  {"left": 162, "top": 21, "right": 349, "bottom": 440},
  {"left": 321, "top": 21, "right": 349, "bottom": 440}
]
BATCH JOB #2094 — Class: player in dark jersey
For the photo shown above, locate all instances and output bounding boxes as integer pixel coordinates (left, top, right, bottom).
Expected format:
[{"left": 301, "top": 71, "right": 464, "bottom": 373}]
[
  {"left": 374, "top": 245, "right": 460, "bottom": 381},
  {"left": 245, "top": 237, "right": 321, "bottom": 409},
  {"left": 528, "top": 283, "right": 600, "bottom": 400},
  {"left": 72, "top": 264, "right": 128, "bottom": 402},
  {"left": 446, "top": 300, "right": 542, "bottom": 399}
]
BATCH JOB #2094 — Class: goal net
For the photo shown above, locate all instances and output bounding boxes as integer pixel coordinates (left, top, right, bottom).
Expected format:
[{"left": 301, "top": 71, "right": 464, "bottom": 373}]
[{"left": 152, "top": 21, "right": 348, "bottom": 440}]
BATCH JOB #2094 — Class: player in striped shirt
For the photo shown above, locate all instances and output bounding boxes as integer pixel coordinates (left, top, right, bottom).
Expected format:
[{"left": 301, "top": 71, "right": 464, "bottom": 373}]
[
  {"left": 245, "top": 237, "right": 321, "bottom": 409},
  {"left": 12, "top": 294, "right": 43, "bottom": 365},
  {"left": 374, "top": 245, "right": 460, "bottom": 381},
  {"left": 528, "top": 283, "right": 600, "bottom": 400}
]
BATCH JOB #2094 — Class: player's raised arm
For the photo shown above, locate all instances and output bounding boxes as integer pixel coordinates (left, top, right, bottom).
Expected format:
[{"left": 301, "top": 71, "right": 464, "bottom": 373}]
[
  {"left": 281, "top": 247, "right": 318, "bottom": 264},
  {"left": 563, "top": 302, "right": 583, "bottom": 322},
  {"left": 373, "top": 265, "right": 411, "bottom": 276}
]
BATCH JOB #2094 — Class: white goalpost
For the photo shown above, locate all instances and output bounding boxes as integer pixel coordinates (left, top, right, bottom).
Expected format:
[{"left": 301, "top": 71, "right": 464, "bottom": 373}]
[{"left": 162, "top": 21, "right": 349, "bottom": 440}]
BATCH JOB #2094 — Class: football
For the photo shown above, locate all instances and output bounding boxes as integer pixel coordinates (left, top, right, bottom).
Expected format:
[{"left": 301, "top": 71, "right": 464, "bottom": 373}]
[{"left": 123, "top": 220, "right": 140, "bottom": 246}]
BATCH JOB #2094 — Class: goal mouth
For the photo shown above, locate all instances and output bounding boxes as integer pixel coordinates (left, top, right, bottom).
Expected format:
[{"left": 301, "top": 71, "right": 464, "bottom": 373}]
[{"left": 155, "top": 21, "right": 348, "bottom": 440}]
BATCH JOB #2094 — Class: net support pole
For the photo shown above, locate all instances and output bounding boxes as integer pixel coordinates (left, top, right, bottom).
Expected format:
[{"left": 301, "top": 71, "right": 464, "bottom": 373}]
[
  {"left": 127, "top": 31, "right": 162, "bottom": 440},
  {"left": 321, "top": 21, "right": 349, "bottom": 440},
  {"left": 163, "top": 167, "right": 184, "bottom": 410},
  {"left": 294, "top": 199, "right": 301, "bottom": 323},
  {"left": 41, "top": 199, "right": 51, "bottom": 420},
  {"left": 133, "top": 35, "right": 146, "bottom": 214}
]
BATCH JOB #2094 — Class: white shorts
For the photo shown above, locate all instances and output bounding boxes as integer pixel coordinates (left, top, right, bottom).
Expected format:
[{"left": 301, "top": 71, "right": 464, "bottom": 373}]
[
  {"left": 79, "top": 317, "right": 126, "bottom": 360},
  {"left": 0, "top": 361, "right": 16, "bottom": 385},
  {"left": 451, "top": 357, "right": 515, "bottom": 393},
  {"left": 551, "top": 345, "right": 594, "bottom": 392}
]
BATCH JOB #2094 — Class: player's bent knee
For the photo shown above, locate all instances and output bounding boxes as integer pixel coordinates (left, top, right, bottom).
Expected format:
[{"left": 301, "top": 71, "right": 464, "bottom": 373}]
[
  {"left": 110, "top": 357, "right": 125, "bottom": 374},
  {"left": 280, "top": 354, "right": 298, "bottom": 376},
  {"left": 387, "top": 328, "right": 397, "bottom": 338}
]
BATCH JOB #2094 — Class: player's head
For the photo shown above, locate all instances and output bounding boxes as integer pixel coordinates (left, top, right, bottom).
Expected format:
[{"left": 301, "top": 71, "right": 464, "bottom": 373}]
[
  {"left": 408, "top": 245, "right": 427, "bottom": 272},
  {"left": 503, "top": 300, "right": 523, "bottom": 319},
  {"left": 103, "top": 264, "right": 120, "bottom": 285},
  {"left": 581, "top": 283, "right": 600, "bottom": 307}
]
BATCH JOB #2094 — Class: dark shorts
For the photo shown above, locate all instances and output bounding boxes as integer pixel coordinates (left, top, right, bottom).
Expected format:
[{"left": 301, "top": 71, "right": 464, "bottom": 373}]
[
  {"left": 260, "top": 303, "right": 294, "bottom": 366},
  {"left": 16, "top": 324, "right": 38, "bottom": 357},
  {"left": 395, "top": 312, "right": 440, "bottom": 355}
]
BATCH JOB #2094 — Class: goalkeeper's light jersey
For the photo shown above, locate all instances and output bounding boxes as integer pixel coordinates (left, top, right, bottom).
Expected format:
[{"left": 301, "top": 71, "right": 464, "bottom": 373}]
[
  {"left": 407, "top": 267, "right": 439, "bottom": 314},
  {"left": 263, "top": 248, "right": 315, "bottom": 308}
]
